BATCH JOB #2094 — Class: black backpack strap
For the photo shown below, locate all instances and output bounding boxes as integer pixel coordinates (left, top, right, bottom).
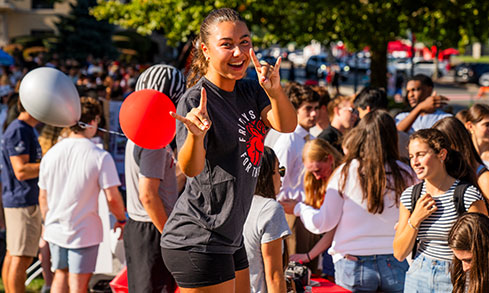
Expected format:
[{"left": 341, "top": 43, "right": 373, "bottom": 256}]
[
  {"left": 410, "top": 182, "right": 424, "bottom": 213},
  {"left": 453, "top": 181, "right": 470, "bottom": 216},
  {"left": 410, "top": 182, "right": 423, "bottom": 259}
]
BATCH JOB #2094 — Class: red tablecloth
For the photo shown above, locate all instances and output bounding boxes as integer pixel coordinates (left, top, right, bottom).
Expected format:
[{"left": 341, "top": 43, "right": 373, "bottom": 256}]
[
  {"left": 110, "top": 268, "right": 350, "bottom": 293},
  {"left": 310, "top": 278, "right": 351, "bottom": 292}
]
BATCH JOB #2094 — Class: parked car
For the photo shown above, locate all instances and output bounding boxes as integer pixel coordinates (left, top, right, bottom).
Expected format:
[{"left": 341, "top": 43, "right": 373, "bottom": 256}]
[
  {"left": 245, "top": 55, "right": 277, "bottom": 80},
  {"left": 479, "top": 72, "right": 489, "bottom": 87},
  {"left": 390, "top": 58, "right": 447, "bottom": 77},
  {"left": 413, "top": 60, "right": 448, "bottom": 78},
  {"left": 454, "top": 63, "right": 489, "bottom": 84},
  {"left": 260, "top": 55, "right": 277, "bottom": 66},
  {"left": 288, "top": 50, "right": 306, "bottom": 67},
  {"left": 346, "top": 56, "right": 371, "bottom": 72},
  {"left": 305, "top": 54, "right": 328, "bottom": 78}
]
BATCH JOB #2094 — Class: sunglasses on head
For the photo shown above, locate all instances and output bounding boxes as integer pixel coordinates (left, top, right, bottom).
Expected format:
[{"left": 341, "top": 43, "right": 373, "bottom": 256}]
[{"left": 278, "top": 166, "right": 286, "bottom": 177}]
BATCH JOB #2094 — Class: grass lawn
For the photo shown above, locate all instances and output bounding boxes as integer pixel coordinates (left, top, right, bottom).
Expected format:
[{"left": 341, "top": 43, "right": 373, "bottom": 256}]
[
  {"left": 0, "top": 277, "right": 45, "bottom": 292},
  {"left": 452, "top": 55, "right": 489, "bottom": 64}
]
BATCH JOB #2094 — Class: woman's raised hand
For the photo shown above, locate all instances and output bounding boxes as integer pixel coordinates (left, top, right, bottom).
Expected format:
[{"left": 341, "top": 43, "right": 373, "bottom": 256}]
[
  {"left": 410, "top": 193, "right": 438, "bottom": 228},
  {"left": 250, "top": 48, "right": 282, "bottom": 93},
  {"left": 170, "top": 88, "right": 211, "bottom": 137}
]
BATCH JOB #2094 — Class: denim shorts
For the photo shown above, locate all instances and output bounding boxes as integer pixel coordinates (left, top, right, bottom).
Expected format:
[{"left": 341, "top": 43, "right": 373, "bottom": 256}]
[
  {"left": 334, "top": 254, "right": 408, "bottom": 292},
  {"left": 404, "top": 253, "right": 452, "bottom": 293},
  {"left": 49, "top": 243, "right": 99, "bottom": 274}
]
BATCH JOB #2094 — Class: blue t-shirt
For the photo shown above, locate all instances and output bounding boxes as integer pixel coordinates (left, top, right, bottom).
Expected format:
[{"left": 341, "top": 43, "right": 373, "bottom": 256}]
[
  {"left": 395, "top": 109, "right": 451, "bottom": 134},
  {"left": 0, "top": 119, "right": 42, "bottom": 207}
]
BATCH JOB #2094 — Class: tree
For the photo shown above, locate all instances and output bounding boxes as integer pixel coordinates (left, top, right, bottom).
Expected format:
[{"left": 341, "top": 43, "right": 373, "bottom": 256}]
[
  {"left": 92, "top": 0, "right": 489, "bottom": 88},
  {"left": 55, "top": 0, "right": 117, "bottom": 61},
  {"left": 408, "top": 1, "right": 489, "bottom": 78}
]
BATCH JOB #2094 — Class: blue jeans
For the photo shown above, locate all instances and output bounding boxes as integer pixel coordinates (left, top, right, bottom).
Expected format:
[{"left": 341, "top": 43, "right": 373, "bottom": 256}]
[
  {"left": 404, "top": 253, "right": 452, "bottom": 293},
  {"left": 335, "top": 254, "right": 408, "bottom": 292},
  {"left": 322, "top": 250, "right": 335, "bottom": 276}
]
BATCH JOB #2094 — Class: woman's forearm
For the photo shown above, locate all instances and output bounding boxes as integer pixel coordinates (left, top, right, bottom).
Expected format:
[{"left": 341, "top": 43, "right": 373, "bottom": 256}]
[
  {"left": 262, "top": 239, "right": 286, "bottom": 293},
  {"left": 266, "top": 88, "right": 297, "bottom": 133},
  {"left": 178, "top": 134, "right": 206, "bottom": 177},
  {"left": 393, "top": 206, "right": 418, "bottom": 261},
  {"left": 309, "top": 228, "right": 336, "bottom": 259}
]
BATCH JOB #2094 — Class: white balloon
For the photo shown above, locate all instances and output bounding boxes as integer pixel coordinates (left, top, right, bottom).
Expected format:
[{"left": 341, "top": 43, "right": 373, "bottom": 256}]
[{"left": 19, "top": 67, "right": 81, "bottom": 127}]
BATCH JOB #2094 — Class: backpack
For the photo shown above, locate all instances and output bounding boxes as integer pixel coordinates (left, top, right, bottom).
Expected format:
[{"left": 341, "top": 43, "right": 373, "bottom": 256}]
[{"left": 409, "top": 180, "right": 471, "bottom": 258}]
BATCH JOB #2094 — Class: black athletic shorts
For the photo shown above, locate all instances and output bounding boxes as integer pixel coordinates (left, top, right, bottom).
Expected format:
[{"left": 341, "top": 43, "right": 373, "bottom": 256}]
[
  {"left": 160, "top": 245, "right": 249, "bottom": 288},
  {"left": 123, "top": 218, "right": 176, "bottom": 293}
]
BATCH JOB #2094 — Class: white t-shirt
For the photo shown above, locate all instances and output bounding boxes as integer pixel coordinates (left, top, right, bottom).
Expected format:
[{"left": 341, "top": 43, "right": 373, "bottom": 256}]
[
  {"left": 38, "top": 137, "right": 120, "bottom": 248},
  {"left": 294, "top": 159, "right": 415, "bottom": 263},
  {"left": 273, "top": 125, "right": 313, "bottom": 202}
]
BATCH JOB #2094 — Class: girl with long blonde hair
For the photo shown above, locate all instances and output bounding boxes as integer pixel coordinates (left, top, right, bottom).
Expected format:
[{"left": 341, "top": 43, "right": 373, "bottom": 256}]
[{"left": 302, "top": 139, "right": 342, "bottom": 209}]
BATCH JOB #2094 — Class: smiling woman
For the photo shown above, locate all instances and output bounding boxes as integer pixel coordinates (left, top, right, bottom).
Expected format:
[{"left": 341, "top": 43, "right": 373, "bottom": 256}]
[
  {"left": 161, "top": 7, "right": 297, "bottom": 293},
  {"left": 393, "top": 128, "right": 488, "bottom": 292}
]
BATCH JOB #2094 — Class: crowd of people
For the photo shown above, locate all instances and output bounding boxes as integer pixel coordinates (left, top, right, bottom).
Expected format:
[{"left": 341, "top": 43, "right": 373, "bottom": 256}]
[{"left": 0, "top": 6, "right": 488, "bottom": 293}]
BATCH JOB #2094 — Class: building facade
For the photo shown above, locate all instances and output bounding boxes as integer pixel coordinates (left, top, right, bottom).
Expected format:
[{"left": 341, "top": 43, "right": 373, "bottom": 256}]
[{"left": 0, "top": 0, "right": 73, "bottom": 46}]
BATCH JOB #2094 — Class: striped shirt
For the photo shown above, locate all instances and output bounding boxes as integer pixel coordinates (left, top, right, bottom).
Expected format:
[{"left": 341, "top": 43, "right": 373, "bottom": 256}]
[{"left": 400, "top": 180, "right": 482, "bottom": 261}]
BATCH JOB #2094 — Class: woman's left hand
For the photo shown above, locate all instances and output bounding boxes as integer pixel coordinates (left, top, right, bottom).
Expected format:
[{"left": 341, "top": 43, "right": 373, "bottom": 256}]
[
  {"left": 250, "top": 49, "right": 281, "bottom": 93},
  {"left": 280, "top": 199, "right": 299, "bottom": 214}
]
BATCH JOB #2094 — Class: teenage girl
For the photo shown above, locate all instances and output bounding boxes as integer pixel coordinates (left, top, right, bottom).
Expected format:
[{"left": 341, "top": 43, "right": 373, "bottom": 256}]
[
  {"left": 393, "top": 128, "right": 488, "bottom": 292},
  {"left": 283, "top": 110, "right": 414, "bottom": 292},
  {"left": 448, "top": 212, "right": 489, "bottom": 293},
  {"left": 161, "top": 8, "right": 297, "bottom": 293}
]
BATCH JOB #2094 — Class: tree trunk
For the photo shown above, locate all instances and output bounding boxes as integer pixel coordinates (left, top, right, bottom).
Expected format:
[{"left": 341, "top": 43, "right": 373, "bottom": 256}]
[
  {"left": 433, "top": 47, "right": 439, "bottom": 80},
  {"left": 369, "top": 42, "right": 388, "bottom": 90}
]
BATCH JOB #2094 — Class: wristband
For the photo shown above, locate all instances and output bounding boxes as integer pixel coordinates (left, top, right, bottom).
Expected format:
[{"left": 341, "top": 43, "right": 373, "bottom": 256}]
[
  {"left": 117, "top": 218, "right": 127, "bottom": 225},
  {"left": 306, "top": 252, "right": 312, "bottom": 262},
  {"left": 408, "top": 218, "right": 418, "bottom": 230}
]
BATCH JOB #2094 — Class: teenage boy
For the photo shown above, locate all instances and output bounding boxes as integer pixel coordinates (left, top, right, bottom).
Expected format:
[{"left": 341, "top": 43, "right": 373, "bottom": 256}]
[
  {"left": 274, "top": 83, "right": 319, "bottom": 202},
  {"left": 395, "top": 74, "right": 451, "bottom": 133},
  {"left": 318, "top": 95, "right": 358, "bottom": 153},
  {"left": 1, "top": 101, "right": 42, "bottom": 293}
]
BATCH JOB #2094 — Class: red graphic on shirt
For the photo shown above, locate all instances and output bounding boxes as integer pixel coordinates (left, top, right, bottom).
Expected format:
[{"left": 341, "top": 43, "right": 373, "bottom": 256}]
[{"left": 246, "top": 120, "right": 267, "bottom": 166}]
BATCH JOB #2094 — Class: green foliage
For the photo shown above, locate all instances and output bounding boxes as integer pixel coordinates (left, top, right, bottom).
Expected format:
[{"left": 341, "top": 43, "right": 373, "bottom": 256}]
[
  {"left": 55, "top": 0, "right": 118, "bottom": 61},
  {"left": 452, "top": 55, "right": 489, "bottom": 64},
  {"left": 0, "top": 277, "right": 45, "bottom": 292},
  {"left": 91, "top": 0, "right": 489, "bottom": 87},
  {"left": 411, "top": 1, "right": 489, "bottom": 50}
]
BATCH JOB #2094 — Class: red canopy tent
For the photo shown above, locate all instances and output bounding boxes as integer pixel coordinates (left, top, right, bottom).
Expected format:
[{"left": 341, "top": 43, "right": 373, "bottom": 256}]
[{"left": 388, "top": 40, "right": 413, "bottom": 57}]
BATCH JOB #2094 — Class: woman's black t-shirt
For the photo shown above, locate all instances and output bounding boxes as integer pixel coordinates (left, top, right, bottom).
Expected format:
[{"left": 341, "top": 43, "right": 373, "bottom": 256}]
[{"left": 161, "top": 77, "right": 271, "bottom": 254}]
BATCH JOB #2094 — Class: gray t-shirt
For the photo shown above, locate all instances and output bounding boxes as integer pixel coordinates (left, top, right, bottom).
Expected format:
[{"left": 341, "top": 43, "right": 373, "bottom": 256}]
[
  {"left": 161, "top": 77, "right": 271, "bottom": 254},
  {"left": 125, "top": 140, "right": 178, "bottom": 222},
  {"left": 244, "top": 195, "right": 291, "bottom": 293}
]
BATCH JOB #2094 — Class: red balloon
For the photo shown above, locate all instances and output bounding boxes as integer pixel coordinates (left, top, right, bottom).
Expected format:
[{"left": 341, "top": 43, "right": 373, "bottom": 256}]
[{"left": 119, "top": 89, "right": 176, "bottom": 149}]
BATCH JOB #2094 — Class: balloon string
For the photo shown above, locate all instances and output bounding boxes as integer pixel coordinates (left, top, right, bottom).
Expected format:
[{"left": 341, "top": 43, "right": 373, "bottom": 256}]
[{"left": 77, "top": 121, "right": 126, "bottom": 137}]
